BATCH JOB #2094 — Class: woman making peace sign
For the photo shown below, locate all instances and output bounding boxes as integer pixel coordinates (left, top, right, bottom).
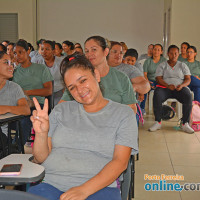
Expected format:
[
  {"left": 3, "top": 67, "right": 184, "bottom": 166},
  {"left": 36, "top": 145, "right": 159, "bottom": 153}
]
[{"left": 28, "top": 54, "right": 138, "bottom": 200}]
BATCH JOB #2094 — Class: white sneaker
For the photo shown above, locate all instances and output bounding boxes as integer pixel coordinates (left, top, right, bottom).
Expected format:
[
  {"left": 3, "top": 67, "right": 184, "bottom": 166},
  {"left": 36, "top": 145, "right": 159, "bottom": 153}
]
[
  {"left": 181, "top": 122, "right": 194, "bottom": 134},
  {"left": 149, "top": 121, "right": 161, "bottom": 132}
]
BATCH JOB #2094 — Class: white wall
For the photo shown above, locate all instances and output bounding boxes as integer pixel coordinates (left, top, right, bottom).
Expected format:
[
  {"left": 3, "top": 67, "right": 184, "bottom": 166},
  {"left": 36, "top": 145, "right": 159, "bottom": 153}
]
[
  {"left": 0, "top": 0, "right": 36, "bottom": 45},
  {"left": 38, "top": 0, "right": 164, "bottom": 56},
  {"left": 170, "top": 0, "right": 200, "bottom": 60}
]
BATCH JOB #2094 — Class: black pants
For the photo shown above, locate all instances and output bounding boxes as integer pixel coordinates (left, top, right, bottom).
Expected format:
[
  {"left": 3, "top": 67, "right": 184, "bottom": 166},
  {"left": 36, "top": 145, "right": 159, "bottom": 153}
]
[{"left": 153, "top": 87, "right": 192, "bottom": 123}]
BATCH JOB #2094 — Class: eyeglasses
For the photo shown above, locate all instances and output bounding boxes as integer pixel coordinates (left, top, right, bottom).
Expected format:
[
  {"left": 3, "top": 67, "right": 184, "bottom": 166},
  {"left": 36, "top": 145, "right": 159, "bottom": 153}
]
[{"left": 110, "top": 50, "right": 124, "bottom": 55}]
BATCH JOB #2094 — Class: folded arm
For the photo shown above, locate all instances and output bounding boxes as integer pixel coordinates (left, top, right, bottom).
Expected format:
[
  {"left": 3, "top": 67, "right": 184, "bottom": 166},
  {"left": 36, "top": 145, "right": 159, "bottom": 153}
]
[
  {"left": 131, "top": 76, "right": 150, "bottom": 94},
  {"left": 0, "top": 98, "right": 30, "bottom": 115},
  {"left": 24, "top": 81, "right": 52, "bottom": 97}
]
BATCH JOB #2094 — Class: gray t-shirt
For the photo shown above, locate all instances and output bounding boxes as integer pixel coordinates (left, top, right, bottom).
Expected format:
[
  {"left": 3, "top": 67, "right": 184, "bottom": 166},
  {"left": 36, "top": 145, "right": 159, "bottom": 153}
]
[
  {"left": 37, "top": 56, "right": 64, "bottom": 92},
  {"left": 0, "top": 81, "right": 25, "bottom": 135},
  {"left": 115, "top": 63, "right": 143, "bottom": 80},
  {"left": 42, "top": 100, "right": 138, "bottom": 192},
  {"left": 156, "top": 61, "right": 191, "bottom": 86}
]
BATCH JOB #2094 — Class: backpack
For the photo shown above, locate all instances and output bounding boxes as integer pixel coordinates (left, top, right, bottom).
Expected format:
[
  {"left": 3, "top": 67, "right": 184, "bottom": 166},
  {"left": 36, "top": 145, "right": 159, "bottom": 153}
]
[
  {"left": 161, "top": 105, "right": 175, "bottom": 120},
  {"left": 190, "top": 101, "right": 200, "bottom": 132}
]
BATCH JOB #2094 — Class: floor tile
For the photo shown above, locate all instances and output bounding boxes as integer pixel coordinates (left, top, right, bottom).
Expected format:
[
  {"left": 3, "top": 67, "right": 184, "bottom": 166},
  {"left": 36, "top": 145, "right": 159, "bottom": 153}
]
[
  {"left": 170, "top": 153, "right": 200, "bottom": 166},
  {"left": 173, "top": 165, "right": 200, "bottom": 182},
  {"left": 167, "top": 142, "right": 200, "bottom": 153}
]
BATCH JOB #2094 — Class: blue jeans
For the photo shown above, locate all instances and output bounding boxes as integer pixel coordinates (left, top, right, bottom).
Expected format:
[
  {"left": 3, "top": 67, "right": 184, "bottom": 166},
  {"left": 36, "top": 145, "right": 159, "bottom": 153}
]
[
  {"left": 28, "top": 182, "right": 121, "bottom": 200},
  {"left": 189, "top": 76, "right": 200, "bottom": 102},
  {"left": 140, "top": 80, "right": 157, "bottom": 109}
]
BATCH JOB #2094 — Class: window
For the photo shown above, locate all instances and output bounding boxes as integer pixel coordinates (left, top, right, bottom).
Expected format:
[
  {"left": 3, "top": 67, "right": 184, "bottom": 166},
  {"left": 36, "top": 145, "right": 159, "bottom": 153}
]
[{"left": 0, "top": 13, "right": 18, "bottom": 43}]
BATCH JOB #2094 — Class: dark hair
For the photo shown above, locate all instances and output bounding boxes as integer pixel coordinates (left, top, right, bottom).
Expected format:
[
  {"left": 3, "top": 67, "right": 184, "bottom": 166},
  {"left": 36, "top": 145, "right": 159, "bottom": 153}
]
[
  {"left": 55, "top": 42, "right": 62, "bottom": 50},
  {"left": 124, "top": 48, "right": 138, "bottom": 60},
  {"left": 152, "top": 43, "right": 163, "bottom": 58},
  {"left": 181, "top": 42, "right": 190, "bottom": 48},
  {"left": 62, "top": 40, "right": 75, "bottom": 50},
  {"left": 7, "top": 42, "right": 15, "bottom": 47},
  {"left": 75, "top": 43, "right": 81, "bottom": 47},
  {"left": 36, "top": 39, "right": 46, "bottom": 47},
  {"left": 154, "top": 43, "right": 163, "bottom": 51},
  {"left": 84, "top": 36, "right": 109, "bottom": 51},
  {"left": 14, "top": 39, "right": 29, "bottom": 51},
  {"left": 109, "top": 41, "right": 122, "bottom": 50},
  {"left": 167, "top": 45, "right": 179, "bottom": 53},
  {"left": 2, "top": 40, "right": 10, "bottom": 44},
  {"left": 0, "top": 51, "right": 6, "bottom": 59},
  {"left": 43, "top": 40, "right": 55, "bottom": 50},
  {"left": 60, "top": 52, "right": 95, "bottom": 82},
  {"left": 0, "top": 44, "right": 7, "bottom": 52},
  {"left": 28, "top": 42, "right": 35, "bottom": 51},
  {"left": 148, "top": 44, "right": 154, "bottom": 48},
  {"left": 187, "top": 45, "right": 197, "bottom": 53}
]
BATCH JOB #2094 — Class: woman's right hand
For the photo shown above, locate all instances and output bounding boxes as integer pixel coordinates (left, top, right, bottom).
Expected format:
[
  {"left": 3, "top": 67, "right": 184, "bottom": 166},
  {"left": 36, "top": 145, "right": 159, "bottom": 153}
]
[{"left": 30, "top": 97, "right": 49, "bottom": 135}]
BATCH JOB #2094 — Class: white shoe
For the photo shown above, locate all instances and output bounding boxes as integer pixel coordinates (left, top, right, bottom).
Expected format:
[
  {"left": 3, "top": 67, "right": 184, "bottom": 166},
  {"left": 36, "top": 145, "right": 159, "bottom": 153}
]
[
  {"left": 149, "top": 121, "right": 161, "bottom": 132},
  {"left": 181, "top": 122, "right": 194, "bottom": 134}
]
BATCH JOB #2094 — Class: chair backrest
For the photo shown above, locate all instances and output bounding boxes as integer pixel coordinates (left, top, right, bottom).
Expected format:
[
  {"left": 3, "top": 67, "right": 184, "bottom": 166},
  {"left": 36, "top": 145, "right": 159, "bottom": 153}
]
[
  {"left": 45, "top": 80, "right": 54, "bottom": 113},
  {"left": 0, "top": 189, "right": 47, "bottom": 200}
]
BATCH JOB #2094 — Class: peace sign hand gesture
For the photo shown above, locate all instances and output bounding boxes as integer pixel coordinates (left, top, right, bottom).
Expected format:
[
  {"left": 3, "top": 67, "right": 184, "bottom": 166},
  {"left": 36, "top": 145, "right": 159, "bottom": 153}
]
[{"left": 30, "top": 97, "right": 49, "bottom": 135}]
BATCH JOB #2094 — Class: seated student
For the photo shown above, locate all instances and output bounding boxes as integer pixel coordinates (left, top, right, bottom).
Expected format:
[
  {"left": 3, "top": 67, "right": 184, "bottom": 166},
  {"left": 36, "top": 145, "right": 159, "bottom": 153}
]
[
  {"left": 123, "top": 48, "right": 147, "bottom": 102},
  {"left": 75, "top": 46, "right": 84, "bottom": 55},
  {"left": 149, "top": 45, "right": 194, "bottom": 133},
  {"left": 137, "top": 44, "right": 154, "bottom": 62},
  {"left": 54, "top": 42, "right": 64, "bottom": 58},
  {"left": 12, "top": 39, "right": 53, "bottom": 144},
  {"left": 60, "top": 36, "right": 138, "bottom": 114},
  {"left": 62, "top": 40, "right": 75, "bottom": 56},
  {"left": 28, "top": 42, "right": 35, "bottom": 52},
  {"left": 0, "top": 51, "right": 30, "bottom": 144},
  {"left": 28, "top": 54, "right": 138, "bottom": 200},
  {"left": 123, "top": 48, "right": 143, "bottom": 73},
  {"left": 107, "top": 41, "right": 150, "bottom": 96},
  {"left": 178, "top": 42, "right": 190, "bottom": 62},
  {"left": 141, "top": 44, "right": 166, "bottom": 114},
  {"left": 37, "top": 40, "right": 65, "bottom": 105},
  {"left": 184, "top": 46, "right": 200, "bottom": 102},
  {"left": 30, "top": 39, "right": 45, "bottom": 63},
  {"left": 6, "top": 43, "right": 15, "bottom": 62}
]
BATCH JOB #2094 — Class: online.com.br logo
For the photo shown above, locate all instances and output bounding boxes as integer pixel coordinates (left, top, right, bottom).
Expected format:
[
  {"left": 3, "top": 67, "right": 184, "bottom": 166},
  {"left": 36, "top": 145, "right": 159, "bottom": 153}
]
[{"left": 144, "top": 174, "right": 200, "bottom": 191}]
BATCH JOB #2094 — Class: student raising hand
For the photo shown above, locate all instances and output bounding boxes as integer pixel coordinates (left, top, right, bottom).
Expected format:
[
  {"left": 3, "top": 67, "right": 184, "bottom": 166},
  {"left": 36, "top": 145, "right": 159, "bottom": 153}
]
[{"left": 30, "top": 97, "right": 49, "bottom": 134}]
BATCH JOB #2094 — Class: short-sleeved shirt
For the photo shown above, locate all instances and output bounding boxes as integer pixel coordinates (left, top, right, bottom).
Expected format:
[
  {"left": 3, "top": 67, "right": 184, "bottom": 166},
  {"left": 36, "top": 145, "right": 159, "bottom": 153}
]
[
  {"left": 137, "top": 53, "right": 149, "bottom": 62},
  {"left": 115, "top": 63, "right": 143, "bottom": 80},
  {"left": 37, "top": 56, "right": 64, "bottom": 92},
  {"left": 156, "top": 61, "right": 191, "bottom": 86},
  {"left": 0, "top": 81, "right": 25, "bottom": 135},
  {"left": 61, "top": 67, "right": 137, "bottom": 104},
  {"left": 42, "top": 100, "right": 138, "bottom": 192},
  {"left": 13, "top": 63, "right": 53, "bottom": 104},
  {"left": 184, "top": 60, "right": 200, "bottom": 77},
  {"left": 178, "top": 54, "right": 187, "bottom": 62},
  {"left": 143, "top": 56, "right": 166, "bottom": 81}
]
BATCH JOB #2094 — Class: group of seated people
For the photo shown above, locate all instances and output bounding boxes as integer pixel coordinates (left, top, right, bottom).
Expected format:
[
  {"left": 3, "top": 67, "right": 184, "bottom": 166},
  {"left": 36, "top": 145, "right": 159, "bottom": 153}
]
[{"left": 0, "top": 36, "right": 199, "bottom": 199}]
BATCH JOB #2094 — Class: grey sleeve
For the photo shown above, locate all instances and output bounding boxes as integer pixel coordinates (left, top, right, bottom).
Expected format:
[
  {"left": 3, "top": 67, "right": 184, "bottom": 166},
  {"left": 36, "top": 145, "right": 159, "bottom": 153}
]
[
  {"left": 115, "top": 108, "right": 138, "bottom": 152},
  {"left": 182, "top": 62, "right": 191, "bottom": 75},
  {"left": 135, "top": 62, "right": 144, "bottom": 73},
  {"left": 129, "top": 66, "right": 143, "bottom": 79},
  {"left": 155, "top": 63, "right": 165, "bottom": 77},
  {"left": 48, "top": 109, "right": 58, "bottom": 137},
  {"left": 13, "top": 83, "right": 26, "bottom": 102}
]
